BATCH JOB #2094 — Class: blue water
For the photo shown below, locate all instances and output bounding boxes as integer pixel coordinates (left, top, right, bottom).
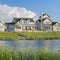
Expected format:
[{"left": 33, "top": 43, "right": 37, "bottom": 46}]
[{"left": 0, "top": 40, "right": 60, "bottom": 50}]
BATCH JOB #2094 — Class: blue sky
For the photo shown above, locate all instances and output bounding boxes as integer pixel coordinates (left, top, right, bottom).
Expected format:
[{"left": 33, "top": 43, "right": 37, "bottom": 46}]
[{"left": 0, "top": 0, "right": 60, "bottom": 22}]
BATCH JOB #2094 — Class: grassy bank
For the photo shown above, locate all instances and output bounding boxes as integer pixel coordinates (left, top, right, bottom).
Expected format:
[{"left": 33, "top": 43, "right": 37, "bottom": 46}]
[
  {"left": 0, "top": 47, "right": 60, "bottom": 60},
  {"left": 0, "top": 32, "right": 60, "bottom": 40},
  {"left": 0, "top": 32, "right": 22, "bottom": 40}
]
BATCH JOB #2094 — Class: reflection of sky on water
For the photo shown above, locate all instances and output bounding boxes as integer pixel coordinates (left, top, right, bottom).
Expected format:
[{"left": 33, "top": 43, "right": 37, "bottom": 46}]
[
  {"left": 0, "top": 40, "right": 60, "bottom": 50},
  {"left": 14, "top": 40, "right": 43, "bottom": 48},
  {"left": 43, "top": 40, "right": 60, "bottom": 50}
]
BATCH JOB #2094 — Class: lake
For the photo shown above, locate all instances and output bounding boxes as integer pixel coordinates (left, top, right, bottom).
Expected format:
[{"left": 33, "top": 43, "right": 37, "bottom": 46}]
[{"left": 0, "top": 40, "right": 60, "bottom": 50}]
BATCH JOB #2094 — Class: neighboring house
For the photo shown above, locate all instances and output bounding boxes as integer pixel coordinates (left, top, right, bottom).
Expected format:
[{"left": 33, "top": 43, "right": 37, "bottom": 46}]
[
  {"left": 36, "top": 14, "right": 52, "bottom": 31},
  {"left": 5, "top": 22, "right": 15, "bottom": 32},
  {"left": 52, "top": 22, "right": 60, "bottom": 32},
  {"left": 0, "top": 21, "right": 5, "bottom": 32},
  {"left": 42, "top": 18, "right": 52, "bottom": 31},
  {"left": 13, "top": 18, "right": 36, "bottom": 32}
]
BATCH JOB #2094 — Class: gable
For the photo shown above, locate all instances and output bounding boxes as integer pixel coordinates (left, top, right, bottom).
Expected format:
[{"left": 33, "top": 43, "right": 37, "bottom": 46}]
[
  {"left": 0, "top": 23, "right": 4, "bottom": 28},
  {"left": 15, "top": 22, "right": 22, "bottom": 29},
  {"left": 43, "top": 19, "right": 52, "bottom": 24},
  {"left": 53, "top": 23, "right": 60, "bottom": 27},
  {"left": 42, "top": 15, "right": 49, "bottom": 19}
]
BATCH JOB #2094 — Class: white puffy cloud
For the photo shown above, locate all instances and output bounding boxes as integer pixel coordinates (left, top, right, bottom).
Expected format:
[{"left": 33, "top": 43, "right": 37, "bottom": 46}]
[{"left": 0, "top": 4, "right": 36, "bottom": 22}]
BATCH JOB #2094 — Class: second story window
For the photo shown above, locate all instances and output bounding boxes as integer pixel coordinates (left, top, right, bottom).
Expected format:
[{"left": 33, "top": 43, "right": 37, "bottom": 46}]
[
  {"left": 24, "top": 20, "right": 27, "bottom": 24},
  {"left": 24, "top": 19, "right": 30, "bottom": 24},
  {"left": 27, "top": 19, "right": 30, "bottom": 24}
]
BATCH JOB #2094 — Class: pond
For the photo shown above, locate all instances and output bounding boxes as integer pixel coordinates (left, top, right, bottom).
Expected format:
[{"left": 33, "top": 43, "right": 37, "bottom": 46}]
[{"left": 0, "top": 40, "right": 60, "bottom": 50}]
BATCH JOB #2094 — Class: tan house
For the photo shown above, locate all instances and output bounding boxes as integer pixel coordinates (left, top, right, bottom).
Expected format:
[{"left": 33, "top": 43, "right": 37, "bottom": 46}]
[
  {"left": 36, "top": 14, "right": 52, "bottom": 31},
  {"left": 52, "top": 22, "right": 60, "bottom": 32},
  {"left": 13, "top": 18, "right": 36, "bottom": 32},
  {"left": 0, "top": 21, "right": 5, "bottom": 32}
]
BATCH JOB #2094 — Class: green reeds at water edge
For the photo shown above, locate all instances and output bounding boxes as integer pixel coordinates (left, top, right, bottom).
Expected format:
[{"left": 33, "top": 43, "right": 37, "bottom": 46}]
[{"left": 0, "top": 47, "right": 60, "bottom": 60}]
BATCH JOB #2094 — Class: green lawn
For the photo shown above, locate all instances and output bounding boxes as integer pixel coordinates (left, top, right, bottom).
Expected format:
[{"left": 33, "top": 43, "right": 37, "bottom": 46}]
[
  {"left": 0, "top": 32, "right": 60, "bottom": 40},
  {"left": 0, "top": 32, "right": 21, "bottom": 40}
]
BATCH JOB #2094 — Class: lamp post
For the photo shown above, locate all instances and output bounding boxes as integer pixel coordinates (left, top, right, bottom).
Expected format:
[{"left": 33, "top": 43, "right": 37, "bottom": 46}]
[{"left": 41, "top": 15, "right": 42, "bottom": 31}]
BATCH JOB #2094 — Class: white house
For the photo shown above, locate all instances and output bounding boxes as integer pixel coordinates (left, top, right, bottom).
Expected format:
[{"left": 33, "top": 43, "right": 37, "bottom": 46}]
[
  {"left": 0, "top": 21, "right": 5, "bottom": 32},
  {"left": 52, "top": 22, "right": 60, "bottom": 32},
  {"left": 13, "top": 18, "right": 36, "bottom": 32}
]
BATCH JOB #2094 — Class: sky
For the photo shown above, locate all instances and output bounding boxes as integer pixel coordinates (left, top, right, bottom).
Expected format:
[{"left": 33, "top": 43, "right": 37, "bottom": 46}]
[{"left": 0, "top": 0, "right": 60, "bottom": 22}]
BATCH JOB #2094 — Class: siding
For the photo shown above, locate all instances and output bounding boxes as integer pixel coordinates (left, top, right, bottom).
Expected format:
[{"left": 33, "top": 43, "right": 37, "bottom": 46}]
[{"left": 0, "top": 23, "right": 5, "bottom": 32}]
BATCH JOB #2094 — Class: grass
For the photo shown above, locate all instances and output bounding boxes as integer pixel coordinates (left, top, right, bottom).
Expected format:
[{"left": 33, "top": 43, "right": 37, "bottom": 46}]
[
  {"left": 0, "top": 32, "right": 22, "bottom": 40},
  {"left": 18, "top": 32, "right": 60, "bottom": 40},
  {"left": 0, "top": 32, "right": 60, "bottom": 40},
  {"left": 0, "top": 47, "right": 60, "bottom": 60}
]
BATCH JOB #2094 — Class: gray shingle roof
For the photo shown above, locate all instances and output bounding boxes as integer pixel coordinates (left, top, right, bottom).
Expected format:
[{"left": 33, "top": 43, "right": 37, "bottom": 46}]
[
  {"left": 38, "top": 18, "right": 52, "bottom": 22},
  {"left": 13, "top": 18, "right": 34, "bottom": 22}
]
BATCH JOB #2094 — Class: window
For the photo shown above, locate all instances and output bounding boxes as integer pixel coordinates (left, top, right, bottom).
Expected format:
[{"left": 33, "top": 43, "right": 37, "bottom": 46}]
[
  {"left": 27, "top": 26, "right": 31, "bottom": 30},
  {"left": 27, "top": 20, "right": 30, "bottom": 24},
  {"left": 23, "top": 19, "right": 30, "bottom": 24},
  {"left": 24, "top": 20, "right": 27, "bottom": 24},
  {"left": 15, "top": 23, "right": 21, "bottom": 29}
]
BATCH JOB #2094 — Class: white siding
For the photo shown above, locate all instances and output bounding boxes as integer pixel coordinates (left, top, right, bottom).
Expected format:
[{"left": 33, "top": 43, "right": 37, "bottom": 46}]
[
  {"left": 0, "top": 23, "right": 5, "bottom": 32},
  {"left": 43, "top": 19, "right": 52, "bottom": 24},
  {"left": 42, "top": 15, "right": 49, "bottom": 19},
  {"left": 15, "top": 25, "right": 22, "bottom": 32},
  {"left": 0, "top": 28, "right": 4, "bottom": 32},
  {"left": 29, "top": 22, "right": 34, "bottom": 24},
  {"left": 53, "top": 23, "right": 60, "bottom": 32},
  {"left": 15, "top": 28, "right": 22, "bottom": 32}
]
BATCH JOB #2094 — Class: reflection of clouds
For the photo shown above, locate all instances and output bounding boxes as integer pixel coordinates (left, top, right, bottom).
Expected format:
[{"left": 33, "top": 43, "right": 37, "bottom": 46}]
[
  {"left": 0, "top": 41, "right": 17, "bottom": 48},
  {"left": 14, "top": 40, "right": 43, "bottom": 48},
  {"left": 43, "top": 40, "right": 60, "bottom": 50},
  {"left": 0, "top": 41, "right": 6, "bottom": 46},
  {"left": 43, "top": 40, "right": 51, "bottom": 48},
  {"left": 0, "top": 40, "right": 60, "bottom": 51},
  {"left": 19, "top": 40, "right": 37, "bottom": 48},
  {"left": 0, "top": 40, "right": 42, "bottom": 48}
]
